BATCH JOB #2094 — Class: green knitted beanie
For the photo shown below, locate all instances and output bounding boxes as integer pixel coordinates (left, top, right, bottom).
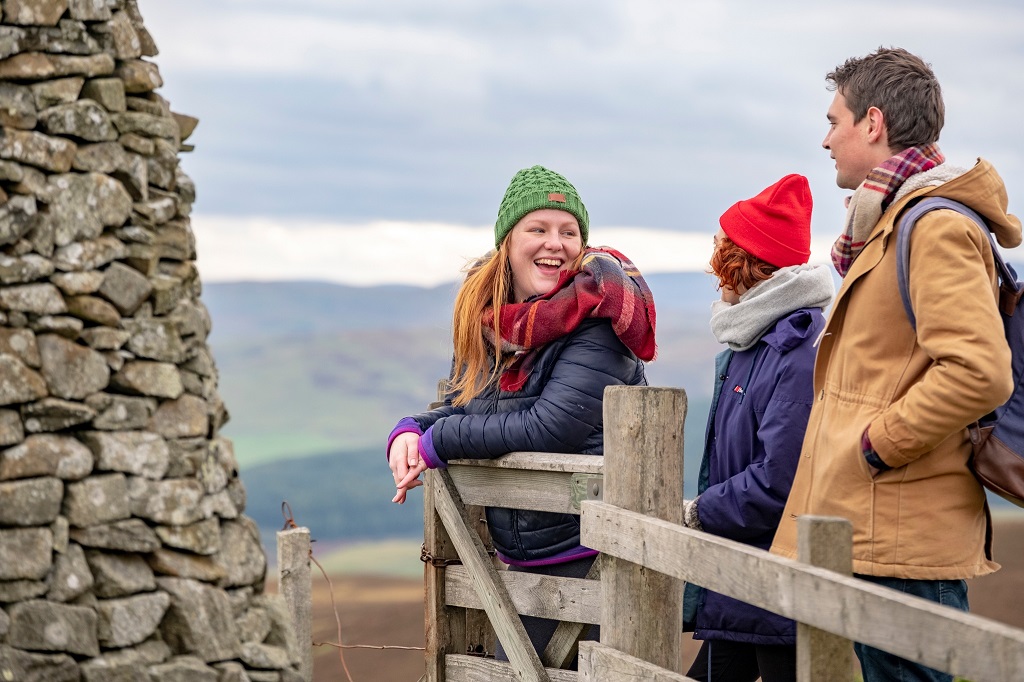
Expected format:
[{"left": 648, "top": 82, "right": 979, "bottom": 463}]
[{"left": 494, "top": 165, "right": 589, "bottom": 247}]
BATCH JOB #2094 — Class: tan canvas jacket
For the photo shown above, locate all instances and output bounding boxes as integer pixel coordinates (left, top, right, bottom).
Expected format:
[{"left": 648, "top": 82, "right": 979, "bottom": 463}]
[{"left": 771, "top": 159, "right": 1022, "bottom": 579}]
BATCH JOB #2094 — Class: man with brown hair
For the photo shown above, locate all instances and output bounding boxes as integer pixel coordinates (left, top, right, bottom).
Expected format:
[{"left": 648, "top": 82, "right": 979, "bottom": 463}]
[{"left": 770, "top": 47, "right": 1022, "bottom": 681}]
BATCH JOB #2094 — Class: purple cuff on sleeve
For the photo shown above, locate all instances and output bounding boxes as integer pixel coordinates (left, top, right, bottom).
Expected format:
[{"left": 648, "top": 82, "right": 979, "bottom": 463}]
[
  {"left": 498, "top": 546, "right": 598, "bottom": 567},
  {"left": 419, "top": 426, "right": 445, "bottom": 469},
  {"left": 386, "top": 417, "right": 422, "bottom": 462}
]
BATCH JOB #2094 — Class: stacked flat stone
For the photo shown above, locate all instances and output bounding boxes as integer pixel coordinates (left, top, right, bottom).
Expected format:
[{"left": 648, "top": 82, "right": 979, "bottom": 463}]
[{"left": 0, "top": 2, "right": 302, "bottom": 681}]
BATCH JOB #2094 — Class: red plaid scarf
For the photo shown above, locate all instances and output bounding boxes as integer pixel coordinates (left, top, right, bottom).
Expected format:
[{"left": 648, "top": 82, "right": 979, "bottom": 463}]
[
  {"left": 483, "top": 247, "right": 657, "bottom": 392},
  {"left": 831, "top": 144, "right": 945, "bottom": 276}
]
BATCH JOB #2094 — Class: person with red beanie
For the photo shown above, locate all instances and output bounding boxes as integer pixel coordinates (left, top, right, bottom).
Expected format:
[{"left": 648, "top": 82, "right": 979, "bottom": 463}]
[{"left": 681, "top": 174, "right": 835, "bottom": 682}]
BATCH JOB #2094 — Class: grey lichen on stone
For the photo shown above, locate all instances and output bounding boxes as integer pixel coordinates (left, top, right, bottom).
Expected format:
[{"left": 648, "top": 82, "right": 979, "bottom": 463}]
[
  {"left": 0, "top": 433, "right": 94, "bottom": 480},
  {"left": 63, "top": 472, "right": 130, "bottom": 527},
  {"left": 85, "top": 548, "right": 156, "bottom": 598},
  {"left": 0, "top": 526, "right": 54, "bottom": 580},
  {"left": 46, "top": 541, "right": 94, "bottom": 601},
  {"left": 96, "top": 590, "right": 170, "bottom": 648},
  {"left": 68, "top": 518, "right": 160, "bottom": 553},
  {"left": 79, "top": 428, "right": 168, "bottom": 478},
  {"left": 3, "top": 0, "right": 69, "bottom": 28},
  {"left": 157, "top": 578, "right": 242, "bottom": 662},
  {"left": 0, "top": 476, "right": 63, "bottom": 525},
  {"left": 21, "top": 396, "right": 97, "bottom": 432},
  {"left": 6, "top": 599, "right": 100, "bottom": 657}
]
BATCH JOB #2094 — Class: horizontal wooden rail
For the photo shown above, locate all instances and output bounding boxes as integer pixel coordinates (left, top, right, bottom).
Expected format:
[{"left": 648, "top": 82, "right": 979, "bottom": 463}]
[
  {"left": 582, "top": 500, "right": 1024, "bottom": 682},
  {"left": 445, "top": 654, "right": 578, "bottom": 682},
  {"left": 449, "top": 452, "right": 603, "bottom": 474},
  {"left": 578, "top": 642, "right": 694, "bottom": 682},
  {"left": 445, "top": 565, "right": 600, "bottom": 624},
  {"left": 447, "top": 452, "right": 602, "bottom": 513},
  {"left": 448, "top": 466, "right": 598, "bottom": 514}
]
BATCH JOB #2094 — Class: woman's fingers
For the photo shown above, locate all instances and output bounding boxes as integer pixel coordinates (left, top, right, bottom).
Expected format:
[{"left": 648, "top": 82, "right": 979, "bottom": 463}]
[
  {"left": 397, "top": 463, "right": 426, "bottom": 490},
  {"left": 392, "top": 477, "right": 424, "bottom": 504}
]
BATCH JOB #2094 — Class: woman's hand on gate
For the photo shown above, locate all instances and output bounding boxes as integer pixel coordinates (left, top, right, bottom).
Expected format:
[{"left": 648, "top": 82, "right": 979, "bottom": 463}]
[
  {"left": 394, "top": 461, "right": 427, "bottom": 504},
  {"left": 390, "top": 432, "right": 425, "bottom": 503}
]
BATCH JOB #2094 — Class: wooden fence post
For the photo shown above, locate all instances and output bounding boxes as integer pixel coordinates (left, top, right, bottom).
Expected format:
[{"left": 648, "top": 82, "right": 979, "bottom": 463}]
[
  {"left": 278, "top": 527, "right": 313, "bottom": 682},
  {"left": 797, "top": 516, "right": 854, "bottom": 682},
  {"left": 600, "top": 386, "right": 687, "bottom": 674}
]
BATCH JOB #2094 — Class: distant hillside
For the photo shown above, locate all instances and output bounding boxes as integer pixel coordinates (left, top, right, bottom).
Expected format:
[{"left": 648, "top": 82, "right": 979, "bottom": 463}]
[
  {"left": 204, "top": 276, "right": 1014, "bottom": 550},
  {"left": 204, "top": 280, "right": 458, "bottom": 344},
  {"left": 202, "top": 275, "right": 727, "bottom": 545},
  {"left": 209, "top": 324, "right": 453, "bottom": 465},
  {"left": 242, "top": 447, "right": 424, "bottom": 546},
  {"left": 203, "top": 275, "right": 723, "bottom": 466},
  {"left": 203, "top": 272, "right": 720, "bottom": 343}
]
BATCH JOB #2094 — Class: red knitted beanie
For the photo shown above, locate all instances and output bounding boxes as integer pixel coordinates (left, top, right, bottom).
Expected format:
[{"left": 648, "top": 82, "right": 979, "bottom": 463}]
[{"left": 719, "top": 174, "right": 812, "bottom": 268}]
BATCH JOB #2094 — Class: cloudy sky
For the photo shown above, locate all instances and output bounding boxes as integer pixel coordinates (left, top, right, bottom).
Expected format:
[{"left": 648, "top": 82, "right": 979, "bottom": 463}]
[{"left": 139, "top": 0, "right": 1024, "bottom": 286}]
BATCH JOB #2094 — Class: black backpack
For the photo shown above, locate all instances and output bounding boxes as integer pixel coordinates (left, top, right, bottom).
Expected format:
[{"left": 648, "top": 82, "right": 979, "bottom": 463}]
[{"left": 896, "top": 197, "right": 1024, "bottom": 507}]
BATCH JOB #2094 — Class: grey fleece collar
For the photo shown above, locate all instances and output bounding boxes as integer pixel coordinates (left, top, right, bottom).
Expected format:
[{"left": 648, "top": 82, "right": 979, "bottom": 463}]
[{"left": 710, "top": 264, "right": 836, "bottom": 352}]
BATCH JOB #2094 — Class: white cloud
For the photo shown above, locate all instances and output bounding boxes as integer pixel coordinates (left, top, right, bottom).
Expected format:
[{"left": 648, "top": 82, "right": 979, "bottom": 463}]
[
  {"left": 191, "top": 215, "right": 836, "bottom": 287},
  {"left": 139, "top": 0, "right": 1024, "bottom": 276}
]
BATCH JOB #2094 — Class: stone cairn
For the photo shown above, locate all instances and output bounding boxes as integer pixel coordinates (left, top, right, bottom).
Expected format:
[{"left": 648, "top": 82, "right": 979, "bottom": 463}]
[{"left": 0, "top": 2, "right": 303, "bottom": 680}]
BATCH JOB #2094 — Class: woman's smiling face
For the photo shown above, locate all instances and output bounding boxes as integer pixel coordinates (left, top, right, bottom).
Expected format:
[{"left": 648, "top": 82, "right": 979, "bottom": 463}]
[{"left": 507, "top": 209, "right": 583, "bottom": 302}]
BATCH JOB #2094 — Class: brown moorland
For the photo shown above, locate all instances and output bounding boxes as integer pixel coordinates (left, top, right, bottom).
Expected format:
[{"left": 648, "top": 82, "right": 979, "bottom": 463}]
[{"left": 299, "top": 515, "right": 1024, "bottom": 682}]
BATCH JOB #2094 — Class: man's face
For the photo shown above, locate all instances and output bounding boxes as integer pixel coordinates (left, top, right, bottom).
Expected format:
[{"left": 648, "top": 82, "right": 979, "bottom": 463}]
[{"left": 823, "top": 91, "right": 877, "bottom": 190}]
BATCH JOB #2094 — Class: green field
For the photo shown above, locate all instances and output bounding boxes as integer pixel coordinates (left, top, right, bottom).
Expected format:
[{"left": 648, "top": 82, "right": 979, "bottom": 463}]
[
  {"left": 214, "top": 326, "right": 454, "bottom": 467},
  {"left": 313, "top": 539, "right": 425, "bottom": 579}
]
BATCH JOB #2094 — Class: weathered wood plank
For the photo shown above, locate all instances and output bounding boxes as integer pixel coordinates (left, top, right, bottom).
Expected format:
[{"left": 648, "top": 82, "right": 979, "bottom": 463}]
[
  {"left": 577, "top": 641, "right": 696, "bottom": 682},
  {"left": 425, "top": 469, "right": 466, "bottom": 682},
  {"left": 541, "top": 559, "right": 602, "bottom": 669},
  {"left": 600, "top": 386, "right": 687, "bottom": 675},
  {"left": 434, "top": 469, "right": 549, "bottom": 682},
  {"left": 449, "top": 452, "right": 602, "bottom": 474},
  {"left": 277, "top": 527, "right": 312, "bottom": 682},
  {"left": 581, "top": 501, "right": 1024, "bottom": 682},
  {"left": 463, "top": 503, "right": 495, "bottom": 657},
  {"left": 796, "top": 516, "right": 854, "bottom": 682},
  {"left": 448, "top": 466, "right": 581, "bottom": 513},
  {"left": 445, "top": 565, "right": 601, "bottom": 624},
  {"left": 445, "top": 654, "right": 578, "bottom": 682}
]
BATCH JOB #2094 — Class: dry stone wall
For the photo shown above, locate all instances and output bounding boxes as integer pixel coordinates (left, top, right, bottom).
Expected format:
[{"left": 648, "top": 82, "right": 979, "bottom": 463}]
[{"left": 0, "top": 1, "right": 303, "bottom": 680}]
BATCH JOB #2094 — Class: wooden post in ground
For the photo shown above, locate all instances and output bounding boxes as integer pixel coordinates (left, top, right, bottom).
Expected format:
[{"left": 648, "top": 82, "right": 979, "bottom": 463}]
[
  {"left": 797, "top": 516, "right": 854, "bottom": 682},
  {"left": 599, "top": 386, "right": 687, "bottom": 674},
  {"left": 278, "top": 527, "right": 313, "bottom": 682}
]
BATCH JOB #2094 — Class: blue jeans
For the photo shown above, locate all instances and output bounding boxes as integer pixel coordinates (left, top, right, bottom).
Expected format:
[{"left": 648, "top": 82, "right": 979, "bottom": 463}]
[{"left": 853, "top": 575, "right": 969, "bottom": 682}]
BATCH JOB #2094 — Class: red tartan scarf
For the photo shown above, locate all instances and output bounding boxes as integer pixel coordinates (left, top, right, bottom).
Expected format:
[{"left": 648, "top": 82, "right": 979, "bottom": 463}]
[
  {"left": 482, "top": 247, "right": 657, "bottom": 392},
  {"left": 831, "top": 144, "right": 945, "bottom": 276}
]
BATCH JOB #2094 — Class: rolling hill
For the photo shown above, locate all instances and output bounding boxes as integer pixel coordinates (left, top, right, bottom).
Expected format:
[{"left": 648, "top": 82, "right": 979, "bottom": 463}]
[
  {"left": 202, "top": 275, "right": 723, "bottom": 543},
  {"left": 209, "top": 273, "right": 1017, "bottom": 550}
]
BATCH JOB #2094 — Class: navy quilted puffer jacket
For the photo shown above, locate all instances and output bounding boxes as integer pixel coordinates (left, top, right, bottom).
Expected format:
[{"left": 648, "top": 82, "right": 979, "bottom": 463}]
[
  {"left": 688, "top": 307, "right": 824, "bottom": 645},
  {"left": 410, "top": 318, "right": 646, "bottom": 563}
]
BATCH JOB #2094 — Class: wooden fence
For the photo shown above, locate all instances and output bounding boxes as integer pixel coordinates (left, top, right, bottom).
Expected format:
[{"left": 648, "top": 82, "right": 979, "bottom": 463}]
[{"left": 417, "top": 385, "right": 1024, "bottom": 682}]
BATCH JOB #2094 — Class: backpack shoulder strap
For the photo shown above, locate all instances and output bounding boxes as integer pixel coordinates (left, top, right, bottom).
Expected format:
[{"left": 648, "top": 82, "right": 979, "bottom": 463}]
[{"left": 895, "top": 196, "right": 997, "bottom": 331}]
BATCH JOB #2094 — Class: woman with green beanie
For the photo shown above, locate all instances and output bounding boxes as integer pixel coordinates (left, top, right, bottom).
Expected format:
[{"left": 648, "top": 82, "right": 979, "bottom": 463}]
[{"left": 386, "top": 165, "right": 657, "bottom": 664}]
